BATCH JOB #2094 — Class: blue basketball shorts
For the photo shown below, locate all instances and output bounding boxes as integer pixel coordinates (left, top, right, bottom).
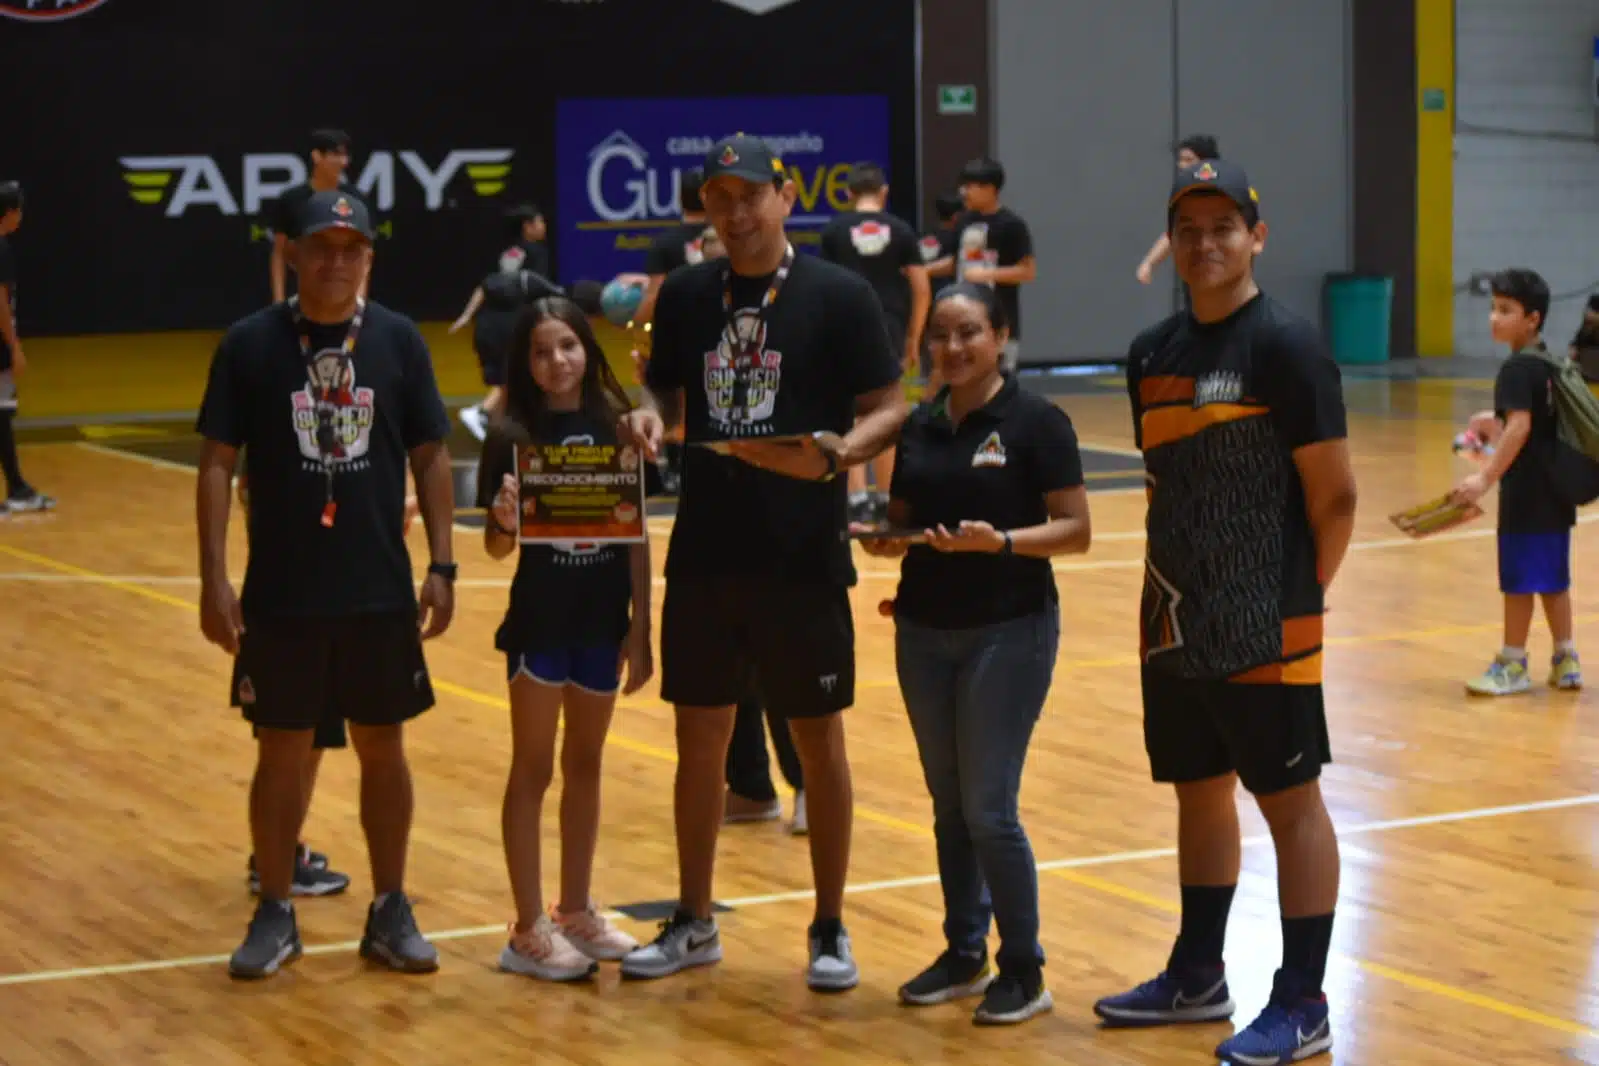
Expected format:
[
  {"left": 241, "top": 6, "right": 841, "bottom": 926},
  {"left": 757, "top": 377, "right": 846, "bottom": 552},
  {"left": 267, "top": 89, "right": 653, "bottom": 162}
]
[
  {"left": 506, "top": 645, "right": 621, "bottom": 694},
  {"left": 1498, "top": 531, "right": 1572, "bottom": 595}
]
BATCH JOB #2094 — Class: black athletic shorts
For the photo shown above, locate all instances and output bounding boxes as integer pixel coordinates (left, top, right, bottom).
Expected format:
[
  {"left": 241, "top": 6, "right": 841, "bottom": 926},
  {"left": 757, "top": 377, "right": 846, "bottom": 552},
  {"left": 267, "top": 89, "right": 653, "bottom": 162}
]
[
  {"left": 232, "top": 610, "right": 435, "bottom": 739},
  {"left": 1141, "top": 666, "right": 1330, "bottom": 796},
  {"left": 660, "top": 575, "right": 855, "bottom": 719}
]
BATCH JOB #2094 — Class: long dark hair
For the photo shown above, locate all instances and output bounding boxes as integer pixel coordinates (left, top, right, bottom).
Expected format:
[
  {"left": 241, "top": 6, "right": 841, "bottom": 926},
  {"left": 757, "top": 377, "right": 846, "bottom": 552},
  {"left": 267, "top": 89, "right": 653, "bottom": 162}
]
[{"left": 492, "top": 295, "right": 634, "bottom": 445}]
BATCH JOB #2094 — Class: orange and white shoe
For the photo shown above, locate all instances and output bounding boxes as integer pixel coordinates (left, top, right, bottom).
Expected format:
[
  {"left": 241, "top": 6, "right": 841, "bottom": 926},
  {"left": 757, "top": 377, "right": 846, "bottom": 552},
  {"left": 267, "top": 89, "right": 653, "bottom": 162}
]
[
  {"left": 554, "top": 902, "right": 639, "bottom": 962},
  {"left": 497, "top": 914, "right": 597, "bottom": 981}
]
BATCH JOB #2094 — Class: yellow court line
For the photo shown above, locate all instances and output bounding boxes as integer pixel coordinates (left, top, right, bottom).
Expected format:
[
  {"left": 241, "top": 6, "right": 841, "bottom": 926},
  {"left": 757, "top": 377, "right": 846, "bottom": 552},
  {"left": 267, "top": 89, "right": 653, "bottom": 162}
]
[
  {"left": 0, "top": 542, "right": 923, "bottom": 839},
  {"left": 4, "top": 538, "right": 1597, "bottom": 1039}
]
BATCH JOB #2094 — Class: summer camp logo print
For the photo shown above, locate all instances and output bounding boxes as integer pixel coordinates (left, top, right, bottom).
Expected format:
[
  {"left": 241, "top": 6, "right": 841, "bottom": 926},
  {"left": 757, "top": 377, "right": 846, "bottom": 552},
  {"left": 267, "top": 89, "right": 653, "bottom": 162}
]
[{"left": 0, "top": 0, "right": 112, "bottom": 20}]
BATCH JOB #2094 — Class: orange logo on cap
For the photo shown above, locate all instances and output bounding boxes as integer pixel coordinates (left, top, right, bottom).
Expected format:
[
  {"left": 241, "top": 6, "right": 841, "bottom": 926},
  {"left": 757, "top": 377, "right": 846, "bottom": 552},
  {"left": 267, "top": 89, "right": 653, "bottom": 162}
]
[
  {"left": 1195, "top": 162, "right": 1217, "bottom": 181},
  {"left": 333, "top": 197, "right": 354, "bottom": 218},
  {"left": 720, "top": 146, "right": 739, "bottom": 165}
]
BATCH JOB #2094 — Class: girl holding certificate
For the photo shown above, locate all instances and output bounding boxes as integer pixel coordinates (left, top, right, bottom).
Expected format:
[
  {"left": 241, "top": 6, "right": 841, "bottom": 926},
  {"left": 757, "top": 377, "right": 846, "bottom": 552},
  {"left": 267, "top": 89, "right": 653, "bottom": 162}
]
[
  {"left": 854, "top": 282, "right": 1091, "bottom": 1025},
  {"left": 477, "top": 296, "right": 654, "bottom": 982}
]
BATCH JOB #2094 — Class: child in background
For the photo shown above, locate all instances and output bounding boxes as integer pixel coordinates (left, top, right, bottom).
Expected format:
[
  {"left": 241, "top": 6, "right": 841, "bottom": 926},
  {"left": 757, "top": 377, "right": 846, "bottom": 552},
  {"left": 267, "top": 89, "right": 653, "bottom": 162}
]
[
  {"left": 477, "top": 295, "right": 654, "bottom": 981},
  {"left": 1451, "top": 268, "right": 1581, "bottom": 695}
]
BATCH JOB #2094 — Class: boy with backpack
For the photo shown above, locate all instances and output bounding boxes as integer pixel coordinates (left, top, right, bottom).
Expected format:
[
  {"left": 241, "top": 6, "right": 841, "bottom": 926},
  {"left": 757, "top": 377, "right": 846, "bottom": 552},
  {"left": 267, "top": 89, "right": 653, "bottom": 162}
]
[{"left": 1452, "top": 268, "right": 1584, "bottom": 695}]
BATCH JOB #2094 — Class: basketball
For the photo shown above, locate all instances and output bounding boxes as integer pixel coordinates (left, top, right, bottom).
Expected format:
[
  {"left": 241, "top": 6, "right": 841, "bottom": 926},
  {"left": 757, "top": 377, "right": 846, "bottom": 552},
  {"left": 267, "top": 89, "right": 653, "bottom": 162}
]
[{"left": 600, "top": 277, "right": 645, "bottom": 326}]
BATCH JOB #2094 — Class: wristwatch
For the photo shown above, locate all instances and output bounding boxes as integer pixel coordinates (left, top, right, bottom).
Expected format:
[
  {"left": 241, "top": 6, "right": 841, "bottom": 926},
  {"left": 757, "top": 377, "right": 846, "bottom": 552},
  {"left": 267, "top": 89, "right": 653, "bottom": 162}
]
[
  {"left": 1000, "top": 532, "right": 1014, "bottom": 555},
  {"left": 428, "top": 561, "right": 458, "bottom": 582}
]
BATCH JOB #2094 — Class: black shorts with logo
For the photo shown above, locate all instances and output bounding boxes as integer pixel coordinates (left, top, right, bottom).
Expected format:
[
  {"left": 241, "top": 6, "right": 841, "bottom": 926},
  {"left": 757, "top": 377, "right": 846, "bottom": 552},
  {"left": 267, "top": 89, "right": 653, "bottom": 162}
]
[
  {"left": 661, "top": 575, "right": 855, "bottom": 719},
  {"left": 232, "top": 609, "right": 435, "bottom": 742},
  {"left": 1141, "top": 667, "right": 1330, "bottom": 796}
]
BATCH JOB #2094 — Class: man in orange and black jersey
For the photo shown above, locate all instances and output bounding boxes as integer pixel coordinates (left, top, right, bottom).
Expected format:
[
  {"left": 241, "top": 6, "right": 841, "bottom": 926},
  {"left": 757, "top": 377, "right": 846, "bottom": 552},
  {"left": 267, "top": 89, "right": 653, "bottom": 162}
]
[{"left": 1093, "top": 159, "right": 1357, "bottom": 1066}]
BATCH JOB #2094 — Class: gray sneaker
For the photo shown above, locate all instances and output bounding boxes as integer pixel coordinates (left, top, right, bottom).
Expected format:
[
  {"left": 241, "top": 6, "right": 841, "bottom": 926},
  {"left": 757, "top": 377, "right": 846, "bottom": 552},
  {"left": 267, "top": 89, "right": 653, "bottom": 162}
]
[
  {"left": 228, "top": 900, "right": 302, "bottom": 980},
  {"left": 358, "top": 893, "right": 439, "bottom": 973}
]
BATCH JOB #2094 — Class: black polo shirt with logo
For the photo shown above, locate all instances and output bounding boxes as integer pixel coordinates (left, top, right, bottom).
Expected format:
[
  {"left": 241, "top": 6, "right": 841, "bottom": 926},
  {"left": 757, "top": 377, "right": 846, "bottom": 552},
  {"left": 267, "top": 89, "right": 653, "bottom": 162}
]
[
  {"left": 196, "top": 301, "right": 452, "bottom": 619},
  {"left": 890, "top": 376, "right": 1084, "bottom": 628},
  {"left": 1125, "top": 292, "right": 1346, "bottom": 685},
  {"left": 644, "top": 252, "right": 902, "bottom": 584}
]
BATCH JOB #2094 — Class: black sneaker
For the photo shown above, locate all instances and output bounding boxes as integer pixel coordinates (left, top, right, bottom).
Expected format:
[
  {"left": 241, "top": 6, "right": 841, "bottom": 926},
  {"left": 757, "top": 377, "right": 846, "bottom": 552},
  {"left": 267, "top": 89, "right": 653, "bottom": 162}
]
[
  {"left": 973, "top": 968, "right": 1053, "bottom": 1026},
  {"left": 898, "top": 948, "right": 993, "bottom": 1005},
  {"left": 359, "top": 893, "right": 439, "bottom": 973},
  {"left": 247, "top": 845, "right": 349, "bottom": 897},
  {"left": 228, "top": 899, "right": 302, "bottom": 980}
]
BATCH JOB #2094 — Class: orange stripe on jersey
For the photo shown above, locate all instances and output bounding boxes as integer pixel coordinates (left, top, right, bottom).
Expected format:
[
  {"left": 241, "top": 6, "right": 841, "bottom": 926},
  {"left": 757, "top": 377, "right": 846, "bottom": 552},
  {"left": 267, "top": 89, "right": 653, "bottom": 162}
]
[
  {"left": 1281, "top": 613, "right": 1323, "bottom": 657},
  {"left": 1140, "top": 402, "right": 1269, "bottom": 450},
  {"left": 1230, "top": 615, "right": 1325, "bottom": 685},
  {"left": 1231, "top": 651, "right": 1323, "bottom": 686},
  {"left": 1139, "top": 375, "right": 1196, "bottom": 406}
]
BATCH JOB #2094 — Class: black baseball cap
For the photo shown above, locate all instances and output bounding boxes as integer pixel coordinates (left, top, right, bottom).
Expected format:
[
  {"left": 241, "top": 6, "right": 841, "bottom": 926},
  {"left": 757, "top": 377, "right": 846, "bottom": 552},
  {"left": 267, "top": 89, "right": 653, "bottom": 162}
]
[
  {"left": 298, "top": 190, "right": 375, "bottom": 241},
  {"left": 1168, "top": 158, "right": 1260, "bottom": 226},
  {"left": 702, "top": 133, "right": 786, "bottom": 187}
]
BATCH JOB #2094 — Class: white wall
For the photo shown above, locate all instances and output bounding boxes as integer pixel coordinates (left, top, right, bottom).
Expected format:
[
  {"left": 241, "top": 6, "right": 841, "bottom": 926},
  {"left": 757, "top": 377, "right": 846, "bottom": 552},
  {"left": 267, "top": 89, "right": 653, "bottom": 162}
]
[{"left": 1453, "top": 0, "right": 1599, "bottom": 355}]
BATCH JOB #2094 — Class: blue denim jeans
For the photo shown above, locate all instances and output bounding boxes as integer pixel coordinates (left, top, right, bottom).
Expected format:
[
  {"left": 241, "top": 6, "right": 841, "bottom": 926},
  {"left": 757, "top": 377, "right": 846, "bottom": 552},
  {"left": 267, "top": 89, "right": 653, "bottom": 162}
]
[{"left": 895, "top": 606, "right": 1060, "bottom": 971}]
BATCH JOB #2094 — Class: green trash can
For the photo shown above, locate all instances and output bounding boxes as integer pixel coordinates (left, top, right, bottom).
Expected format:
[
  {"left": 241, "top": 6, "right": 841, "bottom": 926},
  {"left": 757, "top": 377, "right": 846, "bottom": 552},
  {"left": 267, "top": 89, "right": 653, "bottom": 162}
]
[{"left": 1322, "top": 272, "right": 1394, "bottom": 365}]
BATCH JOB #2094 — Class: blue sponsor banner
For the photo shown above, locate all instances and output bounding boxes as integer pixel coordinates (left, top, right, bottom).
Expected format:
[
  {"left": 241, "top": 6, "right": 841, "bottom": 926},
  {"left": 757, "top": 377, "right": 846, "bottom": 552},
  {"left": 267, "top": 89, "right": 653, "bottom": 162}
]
[{"left": 555, "top": 94, "right": 891, "bottom": 284}]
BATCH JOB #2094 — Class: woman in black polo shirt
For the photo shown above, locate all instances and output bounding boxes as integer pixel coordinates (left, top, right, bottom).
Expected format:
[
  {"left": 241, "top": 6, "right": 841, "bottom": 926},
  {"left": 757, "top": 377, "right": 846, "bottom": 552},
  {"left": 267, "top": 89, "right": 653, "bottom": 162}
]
[{"left": 856, "top": 282, "right": 1091, "bottom": 1026}]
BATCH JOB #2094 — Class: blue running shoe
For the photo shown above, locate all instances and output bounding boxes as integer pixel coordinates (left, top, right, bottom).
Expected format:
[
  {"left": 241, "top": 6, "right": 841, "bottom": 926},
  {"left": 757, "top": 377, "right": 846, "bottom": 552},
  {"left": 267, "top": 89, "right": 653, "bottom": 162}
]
[
  {"left": 1093, "top": 968, "right": 1234, "bottom": 1027},
  {"left": 1214, "top": 969, "right": 1332, "bottom": 1064}
]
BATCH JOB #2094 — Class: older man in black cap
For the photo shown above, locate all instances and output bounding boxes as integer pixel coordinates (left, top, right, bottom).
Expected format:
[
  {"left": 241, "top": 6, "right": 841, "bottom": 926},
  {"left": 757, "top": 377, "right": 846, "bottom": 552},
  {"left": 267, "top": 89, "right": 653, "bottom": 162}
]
[{"left": 196, "top": 189, "right": 458, "bottom": 980}]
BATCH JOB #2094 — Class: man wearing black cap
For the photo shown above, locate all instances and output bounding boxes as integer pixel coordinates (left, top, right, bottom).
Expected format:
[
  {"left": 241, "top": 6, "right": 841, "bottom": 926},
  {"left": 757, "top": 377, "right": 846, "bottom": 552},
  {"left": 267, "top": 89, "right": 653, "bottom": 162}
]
[
  {"left": 1093, "top": 159, "right": 1355, "bottom": 1065},
  {"left": 197, "top": 190, "right": 459, "bottom": 980},
  {"left": 266, "top": 129, "right": 361, "bottom": 304},
  {"left": 617, "top": 133, "right": 907, "bottom": 991}
]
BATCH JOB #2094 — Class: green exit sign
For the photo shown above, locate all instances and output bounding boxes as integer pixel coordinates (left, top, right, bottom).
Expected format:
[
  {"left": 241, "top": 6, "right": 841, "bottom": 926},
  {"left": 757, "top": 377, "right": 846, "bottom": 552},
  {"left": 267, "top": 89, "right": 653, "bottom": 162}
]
[{"left": 938, "top": 84, "right": 977, "bottom": 115}]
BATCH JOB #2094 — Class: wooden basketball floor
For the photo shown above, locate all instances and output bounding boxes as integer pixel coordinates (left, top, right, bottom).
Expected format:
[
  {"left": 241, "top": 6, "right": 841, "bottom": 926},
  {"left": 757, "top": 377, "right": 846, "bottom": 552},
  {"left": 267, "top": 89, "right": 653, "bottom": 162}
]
[{"left": 1, "top": 374, "right": 1596, "bottom": 1066}]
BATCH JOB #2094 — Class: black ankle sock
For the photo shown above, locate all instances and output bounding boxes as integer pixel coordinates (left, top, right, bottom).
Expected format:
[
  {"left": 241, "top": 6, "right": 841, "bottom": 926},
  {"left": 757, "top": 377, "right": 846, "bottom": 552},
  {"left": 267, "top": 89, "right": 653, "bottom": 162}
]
[
  {"left": 1168, "top": 884, "right": 1236, "bottom": 973},
  {"left": 1281, "top": 913, "right": 1335, "bottom": 997},
  {"left": 0, "top": 410, "right": 24, "bottom": 497}
]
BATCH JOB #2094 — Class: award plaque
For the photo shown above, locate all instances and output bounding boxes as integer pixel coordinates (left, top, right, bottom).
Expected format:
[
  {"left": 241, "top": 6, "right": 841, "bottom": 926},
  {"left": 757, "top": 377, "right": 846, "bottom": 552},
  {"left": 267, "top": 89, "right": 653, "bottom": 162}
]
[{"left": 518, "top": 437, "right": 647, "bottom": 545}]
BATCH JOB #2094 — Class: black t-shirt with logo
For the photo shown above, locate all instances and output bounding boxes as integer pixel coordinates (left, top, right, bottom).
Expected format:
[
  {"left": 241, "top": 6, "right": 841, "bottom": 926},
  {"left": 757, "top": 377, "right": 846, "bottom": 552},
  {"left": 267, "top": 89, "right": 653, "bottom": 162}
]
[
  {"left": 267, "top": 181, "right": 363, "bottom": 241},
  {"left": 645, "top": 222, "right": 709, "bottom": 277},
  {"left": 920, "top": 227, "right": 956, "bottom": 301},
  {"left": 196, "top": 301, "right": 452, "bottom": 619},
  {"left": 475, "top": 411, "right": 635, "bottom": 652},
  {"left": 500, "top": 239, "right": 550, "bottom": 278},
  {"left": 1494, "top": 348, "right": 1576, "bottom": 533},
  {"left": 0, "top": 236, "right": 15, "bottom": 370},
  {"left": 644, "top": 253, "right": 902, "bottom": 584},
  {"left": 891, "top": 376, "right": 1084, "bottom": 628},
  {"left": 1126, "top": 293, "right": 1346, "bottom": 684},
  {"left": 952, "top": 208, "right": 1034, "bottom": 339},
  {"left": 819, "top": 210, "right": 924, "bottom": 334}
]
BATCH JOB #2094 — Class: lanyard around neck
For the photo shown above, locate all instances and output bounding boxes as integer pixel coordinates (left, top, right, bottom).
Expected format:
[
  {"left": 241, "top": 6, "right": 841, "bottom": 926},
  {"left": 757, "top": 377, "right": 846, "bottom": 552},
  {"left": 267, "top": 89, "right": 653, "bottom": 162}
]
[
  {"left": 719, "top": 244, "right": 794, "bottom": 425},
  {"left": 287, "top": 296, "right": 366, "bottom": 528}
]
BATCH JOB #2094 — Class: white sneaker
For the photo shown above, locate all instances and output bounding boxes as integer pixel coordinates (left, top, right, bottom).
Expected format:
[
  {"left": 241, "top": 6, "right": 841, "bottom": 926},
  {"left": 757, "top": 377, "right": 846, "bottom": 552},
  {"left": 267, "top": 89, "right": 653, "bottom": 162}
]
[
  {"left": 807, "top": 923, "right": 859, "bottom": 991},
  {"left": 497, "top": 915, "right": 598, "bottom": 982},
  {"left": 620, "top": 912, "right": 722, "bottom": 979},
  {"left": 790, "top": 791, "right": 808, "bottom": 836},
  {"left": 459, "top": 405, "right": 487, "bottom": 441},
  {"left": 554, "top": 902, "right": 638, "bottom": 961}
]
